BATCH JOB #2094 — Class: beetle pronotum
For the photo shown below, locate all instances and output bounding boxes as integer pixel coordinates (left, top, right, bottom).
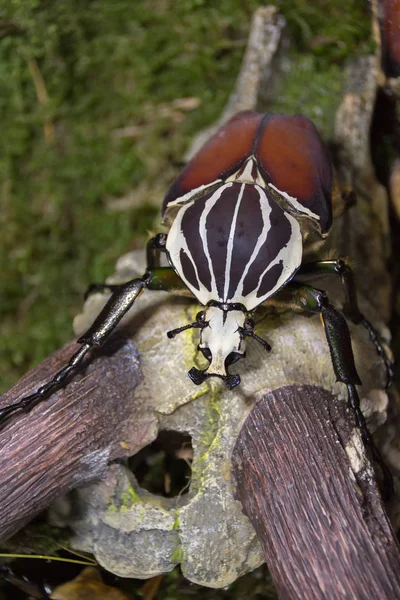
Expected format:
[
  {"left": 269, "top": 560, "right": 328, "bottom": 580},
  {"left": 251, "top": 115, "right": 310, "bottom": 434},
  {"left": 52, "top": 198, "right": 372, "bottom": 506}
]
[{"left": 0, "top": 111, "right": 393, "bottom": 492}]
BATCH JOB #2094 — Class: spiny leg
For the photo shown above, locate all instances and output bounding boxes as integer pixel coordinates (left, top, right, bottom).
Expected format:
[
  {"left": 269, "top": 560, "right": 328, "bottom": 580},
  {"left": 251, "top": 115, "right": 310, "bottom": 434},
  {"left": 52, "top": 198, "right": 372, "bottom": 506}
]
[
  {"left": 295, "top": 259, "right": 393, "bottom": 388},
  {"left": 0, "top": 344, "right": 90, "bottom": 423},
  {"left": 0, "top": 277, "right": 147, "bottom": 428},
  {"left": 275, "top": 282, "right": 393, "bottom": 499}
]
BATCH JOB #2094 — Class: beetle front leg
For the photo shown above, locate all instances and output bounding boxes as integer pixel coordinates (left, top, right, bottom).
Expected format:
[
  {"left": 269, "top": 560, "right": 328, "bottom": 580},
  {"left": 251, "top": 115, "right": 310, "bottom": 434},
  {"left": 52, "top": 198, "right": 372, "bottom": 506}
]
[
  {"left": 280, "top": 282, "right": 392, "bottom": 498},
  {"left": 0, "top": 276, "right": 148, "bottom": 428},
  {"left": 0, "top": 266, "right": 191, "bottom": 428},
  {"left": 84, "top": 234, "right": 168, "bottom": 299},
  {"left": 146, "top": 233, "right": 167, "bottom": 269},
  {"left": 295, "top": 259, "right": 393, "bottom": 388}
]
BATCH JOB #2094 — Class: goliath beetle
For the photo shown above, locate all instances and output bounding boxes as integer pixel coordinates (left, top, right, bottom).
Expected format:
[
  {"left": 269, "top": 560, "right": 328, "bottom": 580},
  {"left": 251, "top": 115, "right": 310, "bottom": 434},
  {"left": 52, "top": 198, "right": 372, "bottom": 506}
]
[{"left": 0, "top": 111, "right": 392, "bottom": 490}]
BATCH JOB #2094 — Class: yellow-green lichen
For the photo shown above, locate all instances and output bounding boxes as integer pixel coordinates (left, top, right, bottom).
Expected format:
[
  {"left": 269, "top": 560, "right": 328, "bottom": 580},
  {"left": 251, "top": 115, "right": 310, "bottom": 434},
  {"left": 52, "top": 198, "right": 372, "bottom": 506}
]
[
  {"left": 120, "top": 486, "right": 141, "bottom": 508},
  {"left": 198, "top": 383, "right": 222, "bottom": 450},
  {"left": 172, "top": 514, "right": 181, "bottom": 531},
  {"left": 171, "top": 547, "right": 183, "bottom": 563}
]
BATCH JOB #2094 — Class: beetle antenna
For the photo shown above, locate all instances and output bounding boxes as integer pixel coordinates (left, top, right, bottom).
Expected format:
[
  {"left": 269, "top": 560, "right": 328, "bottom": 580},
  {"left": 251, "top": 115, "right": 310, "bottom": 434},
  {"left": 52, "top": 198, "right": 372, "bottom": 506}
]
[
  {"left": 167, "top": 321, "right": 203, "bottom": 339},
  {"left": 241, "top": 329, "right": 272, "bottom": 352},
  {"left": 167, "top": 310, "right": 208, "bottom": 339}
]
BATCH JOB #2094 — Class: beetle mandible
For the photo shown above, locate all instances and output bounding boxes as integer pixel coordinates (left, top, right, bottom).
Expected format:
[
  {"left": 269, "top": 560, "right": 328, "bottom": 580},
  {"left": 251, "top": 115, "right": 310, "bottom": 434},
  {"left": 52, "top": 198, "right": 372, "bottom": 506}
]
[{"left": 0, "top": 111, "right": 393, "bottom": 489}]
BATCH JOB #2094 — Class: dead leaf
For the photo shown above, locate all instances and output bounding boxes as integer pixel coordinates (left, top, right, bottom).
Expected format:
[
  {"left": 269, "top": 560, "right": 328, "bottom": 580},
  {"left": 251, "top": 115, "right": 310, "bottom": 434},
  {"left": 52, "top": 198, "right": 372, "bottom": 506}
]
[
  {"left": 50, "top": 567, "right": 132, "bottom": 600},
  {"left": 140, "top": 574, "right": 164, "bottom": 600}
]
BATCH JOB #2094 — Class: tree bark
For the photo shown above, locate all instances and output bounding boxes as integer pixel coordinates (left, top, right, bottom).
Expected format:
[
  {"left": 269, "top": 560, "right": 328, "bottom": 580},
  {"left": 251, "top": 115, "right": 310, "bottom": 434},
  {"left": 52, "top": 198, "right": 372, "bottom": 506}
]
[
  {"left": 0, "top": 334, "right": 156, "bottom": 542},
  {"left": 232, "top": 385, "right": 400, "bottom": 600}
]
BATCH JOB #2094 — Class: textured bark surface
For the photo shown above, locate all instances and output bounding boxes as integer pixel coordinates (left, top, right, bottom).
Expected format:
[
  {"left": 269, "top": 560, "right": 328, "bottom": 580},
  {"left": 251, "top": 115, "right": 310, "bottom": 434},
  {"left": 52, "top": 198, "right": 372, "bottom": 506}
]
[
  {"left": 0, "top": 335, "right": 156, "bottom": 541},
  {"left": 232, "top": 385, "right": 400, "bottom": 600}
]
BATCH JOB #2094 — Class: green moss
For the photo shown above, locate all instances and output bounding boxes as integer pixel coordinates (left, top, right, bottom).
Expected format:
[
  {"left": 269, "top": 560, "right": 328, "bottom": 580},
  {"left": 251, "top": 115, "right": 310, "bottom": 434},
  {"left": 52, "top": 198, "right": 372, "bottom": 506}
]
[
  {"left": 200, "top": 384, "right": 222, "bottom": 447},
  {"left": 267, "top": 1, "right": 373, "bottom": 137},
  {"left": 1, "top": 0, "right": 375, "bottom": 396},
  {"left": 171, "top": 546, "right": 183, "bottom": 563},
  {"left": 0, "top": 0, "right": 269, "bottom": 392},
  {"left": 173, "top": 514, "right": 181, "bottom": 530},
  {"left": 267, "top": 56, "right": 343, "bottom": 138},
  {"left": 277, "top": 0, "right": 373, "bottom": 65},
  {"left": 119, "top": 485, "right": 141, "bottom": 508},
  {"left": 107, "top": 501, "right": 118, "bottom": 514},
  {"left": 187, "top": 383, "right": 223, "bottom": 492},
  {"left": 107, "top": 483, "right": 143, "bottom": 513}
]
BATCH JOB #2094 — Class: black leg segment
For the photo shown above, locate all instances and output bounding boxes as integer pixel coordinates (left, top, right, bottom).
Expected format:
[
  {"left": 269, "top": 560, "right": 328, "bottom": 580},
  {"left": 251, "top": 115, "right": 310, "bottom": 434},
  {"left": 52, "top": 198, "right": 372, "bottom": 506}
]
[
  {"left": 0, "top": 234, "right": 184, "bottom": 429},
  {"left": 0, "top": 344, "right": 91, "bottom": 424},
  {"left": 277, "top": 282, "right": 392, "bottom": 498},
  {"left": 78, "top": 277, "right": 147, "bottom": 347},
  {"left": 295, "top": 259, "right": 361, "bottom": 321},
  {"left": 84, "top": 234, "right": 168, "bottom": 300},
  {"left": 295, "top": 259, "right": 393, "bottom": 388},
  {"left": 346, "top": 384, "right": 393, "bottom": 499},
  {"left": 0, "top": 277, "right": 148, "bottom": 428},
  {"left": 146, "top": 233, "right": 167, "bottom": 269},
  {"left": 320, "top": 303, "right": 361, "bottom": 386}
]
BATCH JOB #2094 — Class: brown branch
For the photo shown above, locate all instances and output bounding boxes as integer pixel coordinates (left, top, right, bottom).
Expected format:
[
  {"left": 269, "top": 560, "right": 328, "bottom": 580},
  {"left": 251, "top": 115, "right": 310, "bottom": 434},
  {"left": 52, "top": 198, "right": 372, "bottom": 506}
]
[
  {"left": 0, "top": 334, "right": 156, "bottom": 542},
  {"left": 232, "top": 385, "right": 400, "bottom": 600}
]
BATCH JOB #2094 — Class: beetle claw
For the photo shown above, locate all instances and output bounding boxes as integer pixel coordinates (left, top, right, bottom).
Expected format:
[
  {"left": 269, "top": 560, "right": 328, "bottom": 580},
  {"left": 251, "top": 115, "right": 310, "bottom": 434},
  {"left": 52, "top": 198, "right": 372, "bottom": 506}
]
[
  {"left": 188, "top": 367, "right": 240, "bottom": 389},
  {"left": 188, "top": 367, "right": 207, "bottom": 385}
]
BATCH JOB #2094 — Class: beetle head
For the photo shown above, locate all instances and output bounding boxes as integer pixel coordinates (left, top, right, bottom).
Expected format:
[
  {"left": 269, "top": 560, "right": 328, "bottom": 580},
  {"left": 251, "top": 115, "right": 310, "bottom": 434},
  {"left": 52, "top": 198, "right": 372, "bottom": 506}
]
[
  {"left": 188, "top": 306, "right": 246, "bottom": 389},
  {"left": 167, "top": 304, "right": 271, "bottom": 389}
]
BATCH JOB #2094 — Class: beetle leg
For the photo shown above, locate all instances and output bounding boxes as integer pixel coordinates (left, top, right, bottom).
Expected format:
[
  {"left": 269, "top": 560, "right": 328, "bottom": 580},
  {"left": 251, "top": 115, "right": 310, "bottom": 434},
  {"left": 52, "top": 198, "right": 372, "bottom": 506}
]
[
  {"left": 77, "top": 277, "right": 148, "bottom": 347},
  {"left": 294, "top": 259, "right": 393, "bottom": 388},
  {"left": 146, "top": 233, "right": 168, "bottom": 269},
  {"left": 83, "top": 234, "right": 168, "bottom": 299},
  {"left": 278, "top": 281, "right": 392, "bottom": 498},
  {"left": 0, "top": 344, "right": 91, "bottom": 424},
  {"left": 0, "top": 264, "right": 191, "bottom": 429},
  {"left": 0, "top": 277, "right": 149, "bottom": 427}
]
